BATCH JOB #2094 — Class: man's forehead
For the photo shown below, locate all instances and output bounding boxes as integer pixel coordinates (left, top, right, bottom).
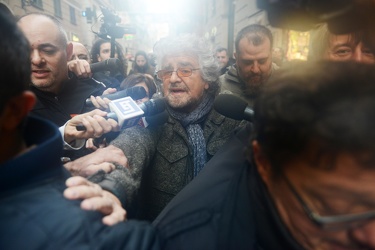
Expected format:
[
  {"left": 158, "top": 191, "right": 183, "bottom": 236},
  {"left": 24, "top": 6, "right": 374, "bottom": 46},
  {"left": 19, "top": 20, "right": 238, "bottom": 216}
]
[
  {"left": 19, "top": 15, "right": 55, "bottom": 32},
  {"left": 161, "top": 54, "right": 198, "bottom": 67},
  {"left": 100, "top": 42, "right": 111, "bottom": 50},
  {"left": 18, "top": 15, "right": 63, "bottom": 47},
  {"left": 329, "top": 34, "right": 359, "bottom": 48},
  {"left": 239, "top": 34, "right": 271, "bottom": 49},
  {"left": 237, "top": 38, "right": 271, "bottom": 59}
]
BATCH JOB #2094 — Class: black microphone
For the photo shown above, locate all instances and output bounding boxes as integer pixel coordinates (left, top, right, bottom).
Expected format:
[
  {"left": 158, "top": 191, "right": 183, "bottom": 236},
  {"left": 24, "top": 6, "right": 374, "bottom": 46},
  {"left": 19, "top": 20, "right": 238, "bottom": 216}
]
[
  {"left": 214, "top": 94, "right": 254, "bottom": 122},
  {"left": 138, "top": 98, "right": 166, "bottom": 116},
  {"left": 85, "top": 85, "right": 147, "bottom": 107},
  {"left": 145, "top": 110, "right": 169, "bottom": 127},
  {"left": 90, "top": 58, "right": 121, "bottom": 73}
]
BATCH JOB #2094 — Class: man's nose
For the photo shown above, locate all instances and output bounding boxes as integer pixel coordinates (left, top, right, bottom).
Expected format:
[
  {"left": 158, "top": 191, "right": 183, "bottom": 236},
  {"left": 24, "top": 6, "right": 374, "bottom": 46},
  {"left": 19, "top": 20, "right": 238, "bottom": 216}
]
[
  {"left": 31, "top": 50, "right": 44, "bottom": 65},
  {"left": 349, "top": 220, "right": 375, "bottom": 248},
  {"left": 352, "top": 45, "right": 365, "bottom": 63},
  {"left": 169, "top": 71, "right": 181, "bottom": 82},
  {"left": 251, "top": 61, "right": 261, "bottom": 73}
]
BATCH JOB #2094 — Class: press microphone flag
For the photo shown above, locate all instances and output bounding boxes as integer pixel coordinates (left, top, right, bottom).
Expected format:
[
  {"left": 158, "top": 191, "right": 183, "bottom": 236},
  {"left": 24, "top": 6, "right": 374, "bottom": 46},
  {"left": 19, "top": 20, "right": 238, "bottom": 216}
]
[
  {"left": 109, "top": 97, "right": 166, "bottom": 129},
  {"left": 109, "top": 97, "right": 144, "bottom": 129}
]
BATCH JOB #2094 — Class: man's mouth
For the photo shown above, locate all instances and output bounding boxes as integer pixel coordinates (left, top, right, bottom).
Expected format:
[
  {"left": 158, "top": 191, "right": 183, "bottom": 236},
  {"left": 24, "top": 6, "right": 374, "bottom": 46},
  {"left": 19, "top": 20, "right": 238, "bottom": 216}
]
[
  {"left": 32, "top": 70, "right": 50, "bottom": 78},
  {"left": 169, "top": 88, "right": 186, "bottom": 94}
]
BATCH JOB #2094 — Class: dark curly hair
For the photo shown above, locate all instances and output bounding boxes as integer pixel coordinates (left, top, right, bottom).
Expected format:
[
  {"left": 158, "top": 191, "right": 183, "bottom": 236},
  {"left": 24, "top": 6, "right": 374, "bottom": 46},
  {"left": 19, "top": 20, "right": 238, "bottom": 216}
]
[{"left": 250, "top": 61, "right": 375, "bottom": 174}]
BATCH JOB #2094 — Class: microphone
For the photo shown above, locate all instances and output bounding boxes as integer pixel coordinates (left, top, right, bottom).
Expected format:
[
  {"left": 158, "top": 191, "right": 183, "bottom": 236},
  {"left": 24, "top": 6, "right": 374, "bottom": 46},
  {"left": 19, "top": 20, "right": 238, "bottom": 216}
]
[
  {"left": 108, "top": 97, "right": 166, "bottom": 129},
  {"left": 77, "top": 97, "right": 166, "bottom": 131},
  {"left": 145, "top": 110, "right": 169, "bottom": 128},
  {"left": 214, "top": 94, "right": 254, "bottom": 122},
  {"left": 90, "top": 58, "right": 121, "bottom": 73},
  {"left": 85, "top": 85, "right": 147, "bottom": 107}
]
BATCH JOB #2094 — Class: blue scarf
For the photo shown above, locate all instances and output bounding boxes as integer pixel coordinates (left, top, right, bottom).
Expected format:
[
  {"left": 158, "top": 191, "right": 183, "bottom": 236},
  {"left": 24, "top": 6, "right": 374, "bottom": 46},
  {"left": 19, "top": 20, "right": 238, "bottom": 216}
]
[{"left": 168, "top": 93, "right": 214, "bottom": 177}]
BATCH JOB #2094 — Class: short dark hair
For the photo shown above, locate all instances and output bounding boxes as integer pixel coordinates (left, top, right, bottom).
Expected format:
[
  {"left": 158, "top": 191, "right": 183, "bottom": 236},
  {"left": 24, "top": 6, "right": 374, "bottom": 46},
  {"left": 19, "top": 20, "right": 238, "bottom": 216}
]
[
  {"left": 251, "top": 61, "right": 375, "bottom": 174},
  {"left": 235, "top": 24, "right": 273, "bottom": 54},
  {"left": 310, "top": 24, "right": 372, "bottom": 60},
  {"left": 0, "top": 10, "right": 30, "bottom": 112},
  {"left": 215, "top": 47, "right": 228, "bottom": 54},
  {"left": 120, "top": 73, "right": 157, "bottom": 99}
]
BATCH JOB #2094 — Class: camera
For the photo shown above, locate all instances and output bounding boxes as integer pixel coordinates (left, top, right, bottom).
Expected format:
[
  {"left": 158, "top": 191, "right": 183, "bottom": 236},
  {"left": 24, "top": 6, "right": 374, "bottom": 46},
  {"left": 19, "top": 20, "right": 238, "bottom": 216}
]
[{"left": 98, "top": 6, "right": 135, "bottom": 39}]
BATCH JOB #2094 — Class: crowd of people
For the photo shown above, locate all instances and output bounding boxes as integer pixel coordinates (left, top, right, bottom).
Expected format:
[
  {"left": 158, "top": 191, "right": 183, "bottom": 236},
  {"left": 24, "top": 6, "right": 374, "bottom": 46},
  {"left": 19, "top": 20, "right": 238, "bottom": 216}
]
[{"left": 2, "top": 1, "right": 375, "bottom": 249}]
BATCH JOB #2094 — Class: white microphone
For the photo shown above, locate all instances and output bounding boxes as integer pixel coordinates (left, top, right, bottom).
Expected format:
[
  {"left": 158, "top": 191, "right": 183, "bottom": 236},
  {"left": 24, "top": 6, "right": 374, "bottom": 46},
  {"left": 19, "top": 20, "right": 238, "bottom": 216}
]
[
  {"left": 108, "top": 97, "right": 145, "bottom": 129},
  {"left": 76, "top": 97, "right": 166, "bottom": 131}
]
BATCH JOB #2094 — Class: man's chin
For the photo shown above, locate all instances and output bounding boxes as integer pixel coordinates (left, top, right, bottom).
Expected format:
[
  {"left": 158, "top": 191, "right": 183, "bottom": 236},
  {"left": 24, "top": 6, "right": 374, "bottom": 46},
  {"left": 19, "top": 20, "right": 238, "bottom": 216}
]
[
  {"left": 244, "top": 81, "right": 263, "bottom": 97},
  {"left": 31, "top": 80, "right": 54, "bottom": 90}
]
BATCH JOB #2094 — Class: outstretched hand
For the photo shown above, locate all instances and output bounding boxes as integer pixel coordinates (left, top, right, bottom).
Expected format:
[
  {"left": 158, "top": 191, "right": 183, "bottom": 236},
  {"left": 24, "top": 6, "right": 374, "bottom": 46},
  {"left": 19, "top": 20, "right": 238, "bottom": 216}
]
[
  {"left": 64, "top": 145, "right": 128, "bottom": 177},
  {"left": 67, "top": 59, "right": 92, "bottom": 79},
  {"left": 64, "top": 176, "right": 126, "bottom": 226}
]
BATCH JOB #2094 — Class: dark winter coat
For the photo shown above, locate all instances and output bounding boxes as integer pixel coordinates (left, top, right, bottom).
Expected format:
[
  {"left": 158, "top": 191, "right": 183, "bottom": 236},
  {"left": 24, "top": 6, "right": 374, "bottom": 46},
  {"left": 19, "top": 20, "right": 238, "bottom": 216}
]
[{"left": 0, "top": 116, "right": 160, "bottom": 250}]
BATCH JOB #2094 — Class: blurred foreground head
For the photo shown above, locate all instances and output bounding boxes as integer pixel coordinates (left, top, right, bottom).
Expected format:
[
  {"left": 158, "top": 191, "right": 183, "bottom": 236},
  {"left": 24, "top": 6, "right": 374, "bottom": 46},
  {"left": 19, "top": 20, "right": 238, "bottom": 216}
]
[
  {"left": 0, "top": 9, "right": 35, "bottom": 163},
  {"left": 252, "top": 61, "right": 375, "bottom": 249},
  {"left": 259, "top": 0, "right": 375, "bottom": 54}
]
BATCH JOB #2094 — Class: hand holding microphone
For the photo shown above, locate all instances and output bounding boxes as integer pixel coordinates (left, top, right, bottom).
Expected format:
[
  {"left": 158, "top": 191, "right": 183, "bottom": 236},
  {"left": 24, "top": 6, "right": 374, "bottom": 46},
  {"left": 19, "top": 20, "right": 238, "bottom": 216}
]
[
  {"left": 65, "top": 109, "right": 120, "bottom": 144},
  {"left": 77, "top": 97, "right": 166, "bottom": 131}
]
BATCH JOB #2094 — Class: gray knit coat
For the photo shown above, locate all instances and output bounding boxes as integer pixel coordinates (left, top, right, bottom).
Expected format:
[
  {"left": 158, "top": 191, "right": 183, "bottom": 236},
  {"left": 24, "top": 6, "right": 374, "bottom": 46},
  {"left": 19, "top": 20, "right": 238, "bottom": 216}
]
[{"left": 104, "top": 109, "right": 242, "bottom": 221}]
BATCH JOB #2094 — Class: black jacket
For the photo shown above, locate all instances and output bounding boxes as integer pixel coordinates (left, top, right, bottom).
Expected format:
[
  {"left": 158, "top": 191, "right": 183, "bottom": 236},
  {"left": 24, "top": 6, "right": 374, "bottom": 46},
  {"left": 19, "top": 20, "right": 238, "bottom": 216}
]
[
  {"left": 0, "top": 116, "right": 159, "bottom": 250},
  {"left": 30, "top": 77, "right": 105, "bottom": 159},
  {"left": 153, "top": 124, "right": 304, "bottom": 250},
  {"left": 30, "top": 77, "right": 105, "bottom": 127}
]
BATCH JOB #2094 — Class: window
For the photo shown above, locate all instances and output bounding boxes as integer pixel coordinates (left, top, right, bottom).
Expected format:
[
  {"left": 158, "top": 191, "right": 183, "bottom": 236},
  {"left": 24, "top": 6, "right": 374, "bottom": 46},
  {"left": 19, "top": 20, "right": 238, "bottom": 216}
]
[
  {"left": 69, "top": 6, "right": 76, "bottom": 25},
  {"left": 31, "top": 0, "right": 43, "bottom": 9},
  {"left": 54, "top": 0, "right": 62, "bottom": 18}
]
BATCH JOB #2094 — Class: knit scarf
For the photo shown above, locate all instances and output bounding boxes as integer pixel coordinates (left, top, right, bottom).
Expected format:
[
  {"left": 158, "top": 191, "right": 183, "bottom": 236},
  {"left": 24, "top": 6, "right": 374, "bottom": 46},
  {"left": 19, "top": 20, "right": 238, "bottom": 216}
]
[{"left": 168, "top": 93, "right": 214, "bottom": 177}]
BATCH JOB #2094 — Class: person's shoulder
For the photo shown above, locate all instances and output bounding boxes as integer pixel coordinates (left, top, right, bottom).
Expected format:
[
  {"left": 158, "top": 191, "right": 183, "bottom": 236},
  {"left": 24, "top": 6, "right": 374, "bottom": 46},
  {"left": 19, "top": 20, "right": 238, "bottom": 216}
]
[
  {"left": 0, "top": 180, "right": 160, "bottom": 250},
  {"left": 0, "top": 179, "right": 92, "bottom": 247}
]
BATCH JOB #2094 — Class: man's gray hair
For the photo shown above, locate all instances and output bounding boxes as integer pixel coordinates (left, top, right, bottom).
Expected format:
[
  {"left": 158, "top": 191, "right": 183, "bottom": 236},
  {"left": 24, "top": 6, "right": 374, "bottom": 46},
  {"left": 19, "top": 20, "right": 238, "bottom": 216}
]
[{"left": 154, "top": 33, "right": 220, "bottom": 95}]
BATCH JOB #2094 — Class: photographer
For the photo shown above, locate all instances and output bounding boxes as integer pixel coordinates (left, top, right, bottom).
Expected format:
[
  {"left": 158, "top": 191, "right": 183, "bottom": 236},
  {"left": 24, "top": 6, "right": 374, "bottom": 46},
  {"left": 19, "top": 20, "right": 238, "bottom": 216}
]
[{"left": 90, "top": 38, "right": 126, "bottom": 90}]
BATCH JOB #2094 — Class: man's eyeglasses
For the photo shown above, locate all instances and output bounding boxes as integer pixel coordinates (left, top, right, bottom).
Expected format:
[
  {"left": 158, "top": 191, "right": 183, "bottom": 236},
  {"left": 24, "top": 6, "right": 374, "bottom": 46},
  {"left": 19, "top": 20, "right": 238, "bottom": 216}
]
[
  {"left": 283, "top": 173, "right": 375, "bottom": 231},
  {"left": 156, "top": 68, "right": 200, "bottom": 80}
]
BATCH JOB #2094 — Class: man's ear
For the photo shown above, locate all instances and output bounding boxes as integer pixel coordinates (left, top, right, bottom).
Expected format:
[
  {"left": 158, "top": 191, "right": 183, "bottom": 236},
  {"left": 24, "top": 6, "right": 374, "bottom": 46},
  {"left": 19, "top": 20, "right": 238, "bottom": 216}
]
[
  {"left": 252, "top": 140, "right": 273, "bottom": 186},
  {"left": 233, "top": 51, "right": 237, "bottom": 60},
  {"left": 66, "top": 42, "right": 73, "bottom": 61},
  {"left": 2, "top": 91, "right": 36, "bottom": 131}
]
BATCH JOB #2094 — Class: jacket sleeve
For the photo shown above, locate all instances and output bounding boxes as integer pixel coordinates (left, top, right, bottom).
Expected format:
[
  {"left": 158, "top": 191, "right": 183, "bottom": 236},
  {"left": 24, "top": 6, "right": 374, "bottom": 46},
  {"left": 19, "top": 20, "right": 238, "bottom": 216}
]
[{"left": 92, "top": 125, "right": 159, "bottom": 208}]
